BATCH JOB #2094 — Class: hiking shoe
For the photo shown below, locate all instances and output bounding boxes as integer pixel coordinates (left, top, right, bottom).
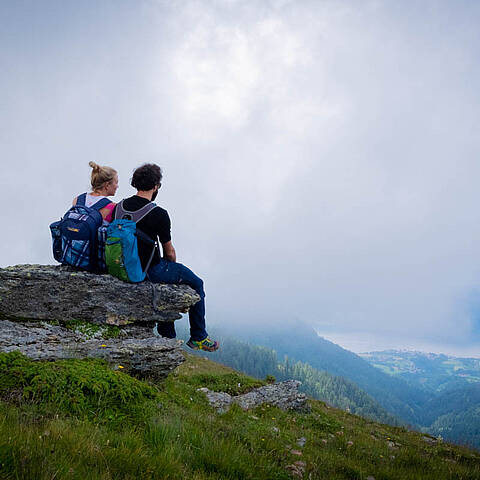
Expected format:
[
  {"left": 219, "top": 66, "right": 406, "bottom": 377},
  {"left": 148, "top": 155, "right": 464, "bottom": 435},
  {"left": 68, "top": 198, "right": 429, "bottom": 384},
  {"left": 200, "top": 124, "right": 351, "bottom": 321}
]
[{"left": 186, "top": 336, "right": 219, "bottom": 352}]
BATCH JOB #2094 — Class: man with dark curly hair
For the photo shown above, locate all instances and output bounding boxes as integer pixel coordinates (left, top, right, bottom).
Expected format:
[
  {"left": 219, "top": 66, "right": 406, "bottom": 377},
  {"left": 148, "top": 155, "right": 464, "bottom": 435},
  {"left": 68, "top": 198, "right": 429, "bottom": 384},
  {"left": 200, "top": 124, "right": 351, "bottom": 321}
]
[{"left": 113, "top": 163, "right": 218, "bottom": 352}]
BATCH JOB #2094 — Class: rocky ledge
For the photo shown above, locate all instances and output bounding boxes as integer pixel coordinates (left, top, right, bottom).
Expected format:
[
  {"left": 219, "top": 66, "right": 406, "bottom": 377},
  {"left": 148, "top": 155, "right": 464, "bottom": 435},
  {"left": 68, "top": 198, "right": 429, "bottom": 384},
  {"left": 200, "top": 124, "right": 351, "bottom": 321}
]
[
  {"left": 0, "top": 264, "right": 201, "bottom": 378},
  {"left": 0, "top": 319, "right": 184, "bottom": 379},
  {"left": 0, "top": 264, "right": 200, "bottom": 326}
]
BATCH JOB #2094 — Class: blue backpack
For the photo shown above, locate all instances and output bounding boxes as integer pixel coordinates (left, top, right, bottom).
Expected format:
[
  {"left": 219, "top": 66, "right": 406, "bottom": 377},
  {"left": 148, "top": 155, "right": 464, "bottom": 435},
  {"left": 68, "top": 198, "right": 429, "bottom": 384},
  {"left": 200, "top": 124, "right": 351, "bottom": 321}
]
[
  {"left": 50, "top": 193, "right": 111, "bottom": 272},
  {"left": 105, "top": 200, "right": 158, "bottom": 282}
]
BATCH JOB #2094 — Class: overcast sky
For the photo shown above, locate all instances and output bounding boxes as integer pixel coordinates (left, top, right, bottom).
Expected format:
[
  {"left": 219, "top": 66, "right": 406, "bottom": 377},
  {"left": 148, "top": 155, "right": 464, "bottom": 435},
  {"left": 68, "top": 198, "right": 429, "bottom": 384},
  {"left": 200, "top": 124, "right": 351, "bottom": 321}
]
[{"left": 1, "top": 0, "right": 480, "bottom": 356}]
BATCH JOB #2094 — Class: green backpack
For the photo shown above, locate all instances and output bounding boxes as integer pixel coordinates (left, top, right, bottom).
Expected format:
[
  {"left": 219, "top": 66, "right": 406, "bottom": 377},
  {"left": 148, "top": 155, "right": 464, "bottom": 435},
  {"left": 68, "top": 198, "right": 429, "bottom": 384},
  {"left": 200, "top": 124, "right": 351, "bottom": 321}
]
[{"left": 105, "top": 201, "right": 158, "bottom": 282}]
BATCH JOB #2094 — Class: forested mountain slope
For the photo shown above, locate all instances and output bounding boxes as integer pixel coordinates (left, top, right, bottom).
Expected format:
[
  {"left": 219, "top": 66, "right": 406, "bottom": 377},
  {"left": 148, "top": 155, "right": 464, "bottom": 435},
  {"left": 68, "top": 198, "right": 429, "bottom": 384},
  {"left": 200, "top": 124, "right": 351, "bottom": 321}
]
[
  {"left": 221, "top": 323, "right": 430, "bottom": 425},
  {"left": 359, "top": 350, "right": 480, "bottom": 448},
  {"left": 194, "top": 335, "right": 399, "bottom": 425}
]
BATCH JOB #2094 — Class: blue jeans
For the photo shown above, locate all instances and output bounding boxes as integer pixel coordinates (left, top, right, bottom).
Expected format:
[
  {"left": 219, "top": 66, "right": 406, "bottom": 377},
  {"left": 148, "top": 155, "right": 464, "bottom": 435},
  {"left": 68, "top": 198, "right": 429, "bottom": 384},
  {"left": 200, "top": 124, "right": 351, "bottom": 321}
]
[{"left": 147, "top": 259, "right": 208, "bottom": 341}]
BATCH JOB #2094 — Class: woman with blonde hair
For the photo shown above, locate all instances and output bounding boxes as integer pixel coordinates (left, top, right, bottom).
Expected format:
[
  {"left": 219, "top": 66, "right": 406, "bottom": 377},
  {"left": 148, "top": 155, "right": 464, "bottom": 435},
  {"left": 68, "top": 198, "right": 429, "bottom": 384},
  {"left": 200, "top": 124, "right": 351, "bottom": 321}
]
[
  {"left": 50, "top": 162, "right": 119, "bottom": 272},
  {"left": 72, "top": 161, "right": 118, "bottom": 222}
]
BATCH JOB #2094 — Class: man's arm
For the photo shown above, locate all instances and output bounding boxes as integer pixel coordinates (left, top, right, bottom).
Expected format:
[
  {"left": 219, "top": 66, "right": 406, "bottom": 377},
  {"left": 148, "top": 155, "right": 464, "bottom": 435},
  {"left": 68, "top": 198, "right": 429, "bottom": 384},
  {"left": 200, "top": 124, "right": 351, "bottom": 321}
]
[{"left": 162, "top": 240, "right": 176, "bottom": 262}]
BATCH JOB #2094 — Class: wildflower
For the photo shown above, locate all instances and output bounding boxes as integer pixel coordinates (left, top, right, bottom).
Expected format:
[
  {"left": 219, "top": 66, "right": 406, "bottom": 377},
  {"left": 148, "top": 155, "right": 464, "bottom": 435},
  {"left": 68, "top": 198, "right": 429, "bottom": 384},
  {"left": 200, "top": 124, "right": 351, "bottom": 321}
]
[
  {"left": 100, "top": 344, "right": 107, "bottom": 348},
  {"left": 118, "top": 365, "right": 124, "bottom": 369}
]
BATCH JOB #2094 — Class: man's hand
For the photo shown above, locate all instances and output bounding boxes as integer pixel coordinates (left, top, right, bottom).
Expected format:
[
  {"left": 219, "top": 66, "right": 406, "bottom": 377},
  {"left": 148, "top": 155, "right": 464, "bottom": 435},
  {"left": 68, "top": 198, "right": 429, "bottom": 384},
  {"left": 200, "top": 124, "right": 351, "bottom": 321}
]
[{"left": 162, "top": 240, "right": 176, "bottom": 262}]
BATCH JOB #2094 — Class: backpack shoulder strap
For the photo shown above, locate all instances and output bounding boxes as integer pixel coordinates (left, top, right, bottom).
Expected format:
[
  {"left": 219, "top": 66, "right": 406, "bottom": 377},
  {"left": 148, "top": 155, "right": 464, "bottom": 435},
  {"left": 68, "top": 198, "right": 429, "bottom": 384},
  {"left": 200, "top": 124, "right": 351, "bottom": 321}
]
[
  {"left": 131, "top": 202, "right": 157, "bottom": 223},
  {"left": 76, "top": 193, "right": 87, "bottom": 206},
  {"left": 91, "top": 198, "right": 111, "bottom": 211},
  {"left": 115, "top": 200, "right": 157, "bottom": 223},
  {"left": 114, "top": 200, "right": 127, "bottom": 220},
  {"left": 136, "top": 228, "right": 155, "bottom": 245}
]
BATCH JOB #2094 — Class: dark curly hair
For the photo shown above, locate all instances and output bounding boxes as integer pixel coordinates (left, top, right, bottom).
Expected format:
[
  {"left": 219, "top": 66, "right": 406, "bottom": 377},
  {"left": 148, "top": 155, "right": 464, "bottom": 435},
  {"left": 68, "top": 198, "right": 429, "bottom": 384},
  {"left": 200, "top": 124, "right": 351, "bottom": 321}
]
[{"left": 131, "top": 163, "right": 163, "bottom": 191}]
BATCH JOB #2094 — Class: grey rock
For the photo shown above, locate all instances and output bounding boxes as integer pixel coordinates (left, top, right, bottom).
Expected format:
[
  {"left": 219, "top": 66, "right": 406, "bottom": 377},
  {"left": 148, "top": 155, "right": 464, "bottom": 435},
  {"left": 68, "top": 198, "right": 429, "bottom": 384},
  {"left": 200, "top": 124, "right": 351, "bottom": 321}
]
[
  {"left": 203, "top": 391, "right": 232, "bottom": 414},
  {"left": 296, "top": 437, "right": 307, "bottom": 447},
  {"left": 0, "top": 264, "right": 200, "bottom": 325},
  {"left": 198, "top": 380, "right": 309, "bottom": 413},
  {"left": 422, "top": 435, "right": 438, "bottom": 445},
  {"left": 233, "top": 380, "right": 309, "bottom": 412},
  {"left": 0, "top": 319, "right": 184, "bottom": 379}
]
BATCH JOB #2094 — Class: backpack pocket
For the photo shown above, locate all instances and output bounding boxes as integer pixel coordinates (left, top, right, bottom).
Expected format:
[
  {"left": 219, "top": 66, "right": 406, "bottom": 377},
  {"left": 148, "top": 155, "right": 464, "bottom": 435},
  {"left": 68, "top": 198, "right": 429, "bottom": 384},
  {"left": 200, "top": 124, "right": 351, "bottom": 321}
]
[
  {"left": 61, "top": 238, "right": 91, "bottom": 269},
  {"left": 105, "top": 237, "right": 129, "bottom": 282},
  {"left": 49, "top": 221, "right": 62, "bottom": 263}
]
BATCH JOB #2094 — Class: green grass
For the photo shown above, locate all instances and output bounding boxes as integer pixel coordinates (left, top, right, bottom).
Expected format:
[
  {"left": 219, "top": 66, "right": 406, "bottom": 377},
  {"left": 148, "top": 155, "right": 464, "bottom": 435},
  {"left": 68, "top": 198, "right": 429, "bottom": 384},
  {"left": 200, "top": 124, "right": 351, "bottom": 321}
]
[
  {"left": 62, "top": 319, "right": 122, "bottom": 339},
  {"left": 1, "top": 352, "right": 480, "bottom": 479},
  {"left": 0, "top": 351, "right": 157, "bottom": 425},
  {"left": 40, "top": 318, "right": 122, "bottom": 339}
]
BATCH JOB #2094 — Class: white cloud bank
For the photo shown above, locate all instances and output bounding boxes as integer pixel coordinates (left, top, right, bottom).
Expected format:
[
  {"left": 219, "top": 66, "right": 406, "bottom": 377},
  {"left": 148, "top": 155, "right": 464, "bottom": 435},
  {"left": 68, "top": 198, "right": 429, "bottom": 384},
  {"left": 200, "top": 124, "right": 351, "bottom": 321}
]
[{"left": 1, "top": 0, "right": 479, "bottom": 355}]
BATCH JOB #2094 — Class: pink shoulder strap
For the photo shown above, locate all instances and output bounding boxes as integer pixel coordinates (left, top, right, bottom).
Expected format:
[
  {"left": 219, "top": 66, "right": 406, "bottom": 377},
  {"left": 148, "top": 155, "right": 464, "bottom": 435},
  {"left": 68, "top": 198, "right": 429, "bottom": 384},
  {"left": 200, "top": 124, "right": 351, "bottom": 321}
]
[{"left": 102, "top": 202, "right": 116, "bottom": 223}]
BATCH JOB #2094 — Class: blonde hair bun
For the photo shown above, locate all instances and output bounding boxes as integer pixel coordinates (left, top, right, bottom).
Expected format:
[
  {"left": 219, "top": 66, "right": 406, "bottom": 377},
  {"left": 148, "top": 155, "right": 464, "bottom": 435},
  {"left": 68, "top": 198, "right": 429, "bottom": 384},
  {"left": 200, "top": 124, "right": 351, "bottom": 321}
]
[{"left": 88, "top": 162, "right": 117, "bottom": 191}]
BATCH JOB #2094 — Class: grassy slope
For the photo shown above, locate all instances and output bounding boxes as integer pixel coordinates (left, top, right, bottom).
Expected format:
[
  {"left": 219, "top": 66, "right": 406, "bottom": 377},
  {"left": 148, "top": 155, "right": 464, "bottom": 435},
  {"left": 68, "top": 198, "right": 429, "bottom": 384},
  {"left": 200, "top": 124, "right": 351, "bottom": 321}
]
[{"left": 1, "top": 352, "right": 480, "bottom": 480}]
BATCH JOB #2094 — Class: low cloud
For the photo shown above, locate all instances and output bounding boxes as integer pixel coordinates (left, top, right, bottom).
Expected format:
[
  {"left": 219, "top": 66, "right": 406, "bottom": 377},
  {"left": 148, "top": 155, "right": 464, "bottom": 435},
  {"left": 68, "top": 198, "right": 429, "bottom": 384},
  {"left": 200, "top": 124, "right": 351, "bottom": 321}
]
[{"left": 1, "top": 0, "right": 479, "bottom": 355}]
